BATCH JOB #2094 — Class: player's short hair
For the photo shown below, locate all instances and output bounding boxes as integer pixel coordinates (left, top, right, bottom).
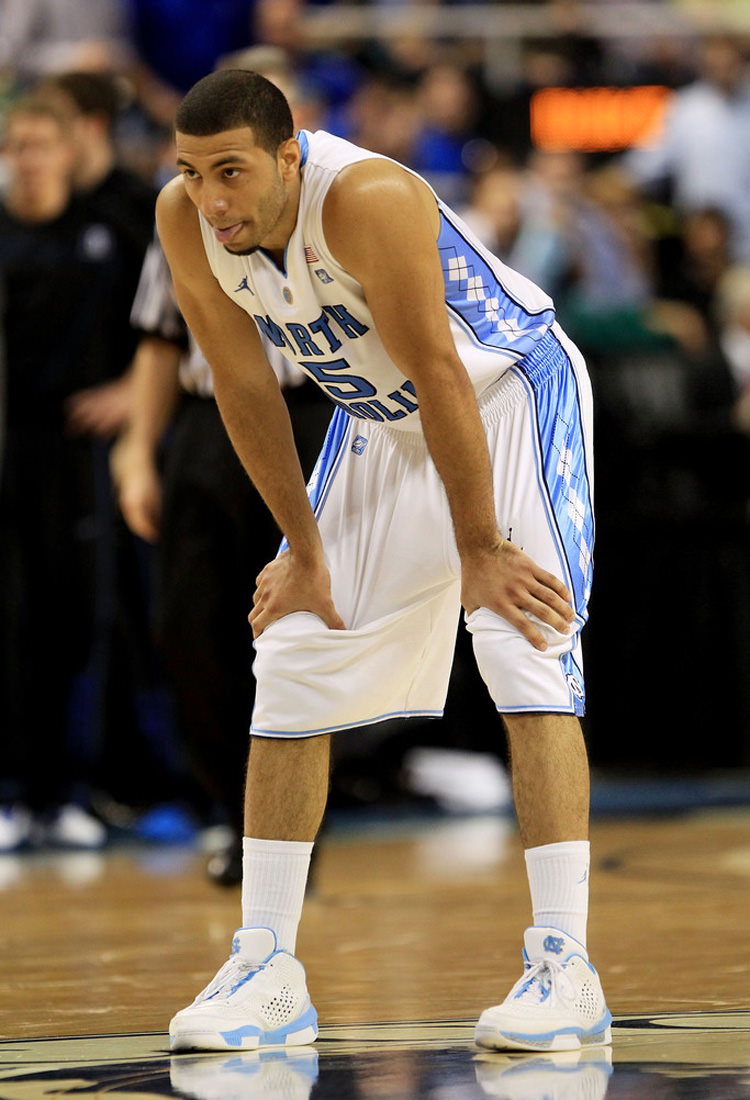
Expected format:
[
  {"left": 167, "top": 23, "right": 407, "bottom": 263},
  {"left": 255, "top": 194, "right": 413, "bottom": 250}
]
[{"left": 175, "top": 69, "right": 294, "bottom": 154}]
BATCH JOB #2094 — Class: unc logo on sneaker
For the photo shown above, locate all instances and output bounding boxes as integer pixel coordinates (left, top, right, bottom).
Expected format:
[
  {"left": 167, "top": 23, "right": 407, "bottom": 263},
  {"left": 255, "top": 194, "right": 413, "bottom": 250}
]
[
  {"left": 543, "top": 935, "right": 565, "bottom": 955},
  {"left": 351, "top": 435, "right": 368, "bottom": 455}
]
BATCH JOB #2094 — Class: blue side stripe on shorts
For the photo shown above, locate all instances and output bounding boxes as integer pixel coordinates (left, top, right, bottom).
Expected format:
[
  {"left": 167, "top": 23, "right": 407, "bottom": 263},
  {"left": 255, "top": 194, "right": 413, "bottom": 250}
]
[
  {"left": 278, "top": 405, "right": 349, "bottom": 555},
  {"left": 515, "top": 334, "right": 595, "bottom": 621},
  {"left": 307, "top": 405, "right": 350, "bottom": 519}
]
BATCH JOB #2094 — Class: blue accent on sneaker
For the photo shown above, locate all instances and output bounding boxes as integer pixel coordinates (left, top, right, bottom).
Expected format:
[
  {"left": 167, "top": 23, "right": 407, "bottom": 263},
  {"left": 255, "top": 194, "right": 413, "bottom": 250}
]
[
  {"left": 219, "top": 1004, "right": 318, "bottom": 1048},
  {"left": 502, "top": 1009, "right": 613, "bottom": 1049}
]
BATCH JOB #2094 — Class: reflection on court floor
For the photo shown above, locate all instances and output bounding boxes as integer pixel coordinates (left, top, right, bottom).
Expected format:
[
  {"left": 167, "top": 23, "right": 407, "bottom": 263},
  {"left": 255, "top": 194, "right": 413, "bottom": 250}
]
[{"left": 1, "top": 1014, "right": 749, "bottom": 1099}]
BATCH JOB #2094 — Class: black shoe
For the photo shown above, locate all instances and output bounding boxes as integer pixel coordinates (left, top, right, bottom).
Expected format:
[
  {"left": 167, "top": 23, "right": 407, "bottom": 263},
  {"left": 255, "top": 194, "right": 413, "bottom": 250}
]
[{"left": 206, "top": 835, "right": 243, "bottom": 887}]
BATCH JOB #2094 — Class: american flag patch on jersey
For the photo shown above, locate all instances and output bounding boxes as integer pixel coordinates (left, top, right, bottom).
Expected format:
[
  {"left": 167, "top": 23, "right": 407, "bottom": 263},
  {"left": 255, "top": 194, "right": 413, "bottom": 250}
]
[{"left": 304, "top": 245, "right": 319, "bottom": 264}]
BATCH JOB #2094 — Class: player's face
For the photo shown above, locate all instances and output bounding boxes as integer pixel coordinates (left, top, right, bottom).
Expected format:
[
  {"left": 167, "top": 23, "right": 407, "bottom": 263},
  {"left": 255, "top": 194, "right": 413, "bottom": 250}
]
[{"left": 175, "top": 127, "right": 300, "bottom": 256}]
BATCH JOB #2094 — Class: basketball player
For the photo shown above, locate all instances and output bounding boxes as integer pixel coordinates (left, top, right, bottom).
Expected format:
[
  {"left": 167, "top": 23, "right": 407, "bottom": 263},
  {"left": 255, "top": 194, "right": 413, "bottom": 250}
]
[{"left": 158, "top": 69, "right": 611, "bottom": 1055}]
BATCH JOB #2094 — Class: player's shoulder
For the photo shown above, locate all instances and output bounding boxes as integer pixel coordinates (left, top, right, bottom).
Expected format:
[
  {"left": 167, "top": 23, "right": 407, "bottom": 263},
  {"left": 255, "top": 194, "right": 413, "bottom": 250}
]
[
  {"left": 155, "top": 176, "right": 209, "bottom": 288},
  {"left": 156, "top": 174, "right": 193, "bottom": 223},
  {"left": 324, "top": 155, "right": 437, "bottom": 255},
  {"left": 326, "top": 156, "right": 428, "bottom": 221},
  {"left": 156, "top": 176, "right": 202, "bottom": 250}
]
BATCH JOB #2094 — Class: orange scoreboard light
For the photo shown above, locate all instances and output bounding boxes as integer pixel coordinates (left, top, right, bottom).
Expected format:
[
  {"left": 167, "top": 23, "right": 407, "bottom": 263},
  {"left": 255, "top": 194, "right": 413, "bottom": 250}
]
[{"left": 530, "top": 85, "right": 672, "bottom": 152}]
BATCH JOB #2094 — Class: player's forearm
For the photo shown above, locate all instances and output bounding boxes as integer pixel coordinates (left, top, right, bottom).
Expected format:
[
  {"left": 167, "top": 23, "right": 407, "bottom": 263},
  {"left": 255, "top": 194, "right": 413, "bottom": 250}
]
[
  {"left": 416, "top": 363, "right": 501, "bottom": 557},
  {"left": 212, "top": 368, "right": 324, "bottom": 562}
]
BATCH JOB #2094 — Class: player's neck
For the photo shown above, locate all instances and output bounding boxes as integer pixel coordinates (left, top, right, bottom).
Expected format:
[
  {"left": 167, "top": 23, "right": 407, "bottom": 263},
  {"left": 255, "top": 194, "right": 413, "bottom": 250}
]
[{"left": 261, "top": 176, "right": 302, "bottom": 271}]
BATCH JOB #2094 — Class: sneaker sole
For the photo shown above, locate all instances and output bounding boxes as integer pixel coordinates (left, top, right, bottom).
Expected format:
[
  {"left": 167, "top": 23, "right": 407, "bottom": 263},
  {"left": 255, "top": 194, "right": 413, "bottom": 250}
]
[
  {"left": 170, "top": 1008, "right": 318, "bottom": 1053},
  {"left": 474, "top": 1022, "right": 612, "bottom": 1053}
]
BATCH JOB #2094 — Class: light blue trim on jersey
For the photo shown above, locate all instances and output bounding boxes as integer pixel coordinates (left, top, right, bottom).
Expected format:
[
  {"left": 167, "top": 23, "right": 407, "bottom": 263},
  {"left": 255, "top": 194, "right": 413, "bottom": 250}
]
[
  {"left": 297, "top": 130, "right": 309, "bottom": 167},
  {"left": 438, "top": 209, "right": 555, "bottom": 360}
]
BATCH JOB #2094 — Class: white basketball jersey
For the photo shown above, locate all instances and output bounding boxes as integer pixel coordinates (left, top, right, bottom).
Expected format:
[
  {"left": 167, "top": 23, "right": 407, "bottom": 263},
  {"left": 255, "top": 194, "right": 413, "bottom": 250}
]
[{"left": 199, "top": 129, "right": 555, "bottom": 432}]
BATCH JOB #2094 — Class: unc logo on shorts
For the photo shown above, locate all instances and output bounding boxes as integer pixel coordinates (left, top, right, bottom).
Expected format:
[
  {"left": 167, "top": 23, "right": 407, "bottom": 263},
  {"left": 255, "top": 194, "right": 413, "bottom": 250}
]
[
  {"left": 351, "top": 435, "right": 368, "bottom": 455},
  {"left": 543, "top": 935, "right": 565, "bottom": 955}
]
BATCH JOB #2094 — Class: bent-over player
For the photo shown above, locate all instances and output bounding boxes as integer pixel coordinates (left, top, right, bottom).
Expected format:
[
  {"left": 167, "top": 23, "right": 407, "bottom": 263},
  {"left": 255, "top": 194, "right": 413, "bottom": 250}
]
[{"left": 158, "top": 69, "right": 611, "bottom": 1055}]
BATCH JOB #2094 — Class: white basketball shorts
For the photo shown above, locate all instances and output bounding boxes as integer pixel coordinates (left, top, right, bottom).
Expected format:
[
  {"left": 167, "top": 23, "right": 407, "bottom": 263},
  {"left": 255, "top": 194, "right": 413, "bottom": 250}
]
[{"left": 250, "top": 323, "right": 594, "bottom": 737}]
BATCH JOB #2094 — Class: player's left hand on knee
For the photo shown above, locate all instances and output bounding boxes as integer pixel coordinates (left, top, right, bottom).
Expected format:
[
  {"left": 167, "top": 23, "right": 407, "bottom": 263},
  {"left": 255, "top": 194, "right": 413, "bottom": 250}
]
[{"left": 461, "top": 539, "right": 575, "bottom": 651}]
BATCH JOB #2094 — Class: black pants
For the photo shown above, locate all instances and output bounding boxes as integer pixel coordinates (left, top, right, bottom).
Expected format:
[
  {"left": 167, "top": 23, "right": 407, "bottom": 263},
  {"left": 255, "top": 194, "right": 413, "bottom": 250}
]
[{"left": 0, "top": 425, "right": 111, "bottom": 807}]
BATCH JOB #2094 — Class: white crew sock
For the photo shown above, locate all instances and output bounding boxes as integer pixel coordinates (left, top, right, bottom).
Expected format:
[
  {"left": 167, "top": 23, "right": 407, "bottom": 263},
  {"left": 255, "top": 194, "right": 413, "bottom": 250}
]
[
  {"left": 241, "top": 837, "right": 314, "bottom": 954},
  {"left": 524, "top": 840, "right": 590, "bottom": 949}
]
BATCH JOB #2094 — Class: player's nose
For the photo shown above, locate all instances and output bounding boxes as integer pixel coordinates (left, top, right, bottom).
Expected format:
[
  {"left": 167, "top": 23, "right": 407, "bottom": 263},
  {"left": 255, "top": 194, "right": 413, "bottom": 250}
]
[{"left": 200, "top": 185, "right": 229, "bottom": 218}]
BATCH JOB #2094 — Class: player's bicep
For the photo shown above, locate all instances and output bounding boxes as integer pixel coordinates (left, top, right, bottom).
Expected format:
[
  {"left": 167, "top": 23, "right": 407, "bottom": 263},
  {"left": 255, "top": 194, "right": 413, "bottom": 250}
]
[{"left": 325, "top": 164, "right": 461, "bottom": 384}]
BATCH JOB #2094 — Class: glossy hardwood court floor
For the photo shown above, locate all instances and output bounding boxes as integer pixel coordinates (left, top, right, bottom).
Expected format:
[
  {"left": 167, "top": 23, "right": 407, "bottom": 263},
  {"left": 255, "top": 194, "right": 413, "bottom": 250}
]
[{"left": 1, "top": 794, "right": 749, "bottom": 1098}]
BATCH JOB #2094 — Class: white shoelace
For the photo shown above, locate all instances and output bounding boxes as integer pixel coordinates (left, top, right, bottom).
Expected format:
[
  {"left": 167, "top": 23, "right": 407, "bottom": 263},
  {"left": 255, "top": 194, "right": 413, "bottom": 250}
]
[
  {"left": 509, "top": 958, "right": 573, "bottom": 1006},
  {"left": 196, "top": 955, "right": 265, "bottom": 1003}
]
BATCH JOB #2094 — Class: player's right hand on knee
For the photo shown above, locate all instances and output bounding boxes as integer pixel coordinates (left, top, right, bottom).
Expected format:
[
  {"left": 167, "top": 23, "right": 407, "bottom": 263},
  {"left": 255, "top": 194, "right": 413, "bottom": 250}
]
[{"left": 249, "top": 549, "right": 346, "bottom": 638}]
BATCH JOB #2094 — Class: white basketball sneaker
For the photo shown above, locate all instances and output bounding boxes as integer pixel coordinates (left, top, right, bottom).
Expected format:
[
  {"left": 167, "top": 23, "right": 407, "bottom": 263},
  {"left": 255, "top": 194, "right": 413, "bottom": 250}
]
[
  {"left": 170, "top": 928, "right": 318, "bottom": 1052},
  {"left": 475, "top": 927, "right": 612, "bottom": 1053}
]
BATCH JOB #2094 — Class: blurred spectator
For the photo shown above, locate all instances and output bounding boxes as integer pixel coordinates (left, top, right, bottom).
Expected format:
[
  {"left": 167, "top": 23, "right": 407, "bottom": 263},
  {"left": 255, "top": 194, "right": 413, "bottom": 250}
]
[
  {"left": 571, "top": 164, "right": 657, "bottom": 313},
  {"left": 251, "top": 0, "right": 363, "bottom": 135},
  {"left": 33, "top": 70, "right": 170, "bottom": 820},
  {"left": 339, "top": 59, "right": 484, "bottom": 206},
  {"left": 477, "top": 43, "right": 580, "bottom": 161},
  {"left": 461, "top": 149, "right": 584, "bottom": 301},
  {"left": 36, "top": 70, "right": 156, "bottom": 433},
  {"left": 508, "top": 149, "right": 583, "bottom": 298},
  {"left": 340, "top": 72, "right": 420, "bottom": 163},
  {"left": 0, "top": 0, "right": 133, "bottom": 86},
  {"left": 125, "top": 0, "right": 255, "bottom": 127},
  {"left": 656, "top": 206, "right": 733, "bottom": 329},
  {"left": 217, "top": 44, "right": 324, "bottom": 133},
  {"left": 411, "top": 59, "right": 483, "bottom": 205},
  {"left": 715, "top": 265, "right": 750, "bottom": 432},
  {"left": 549, "top": 163, "right": 710, "bottom": 362},
  {"left": 459, "top": 163, "right": 524, "bottom": 257},
  {"left": 0, "top": 97, "right": 107, "bottom": 849},
  {"left": 622, "top": 34, "right": 750, "bottom": 261},
  {"left": 0, "top": 91, "right": 160, "bottom": 852}
]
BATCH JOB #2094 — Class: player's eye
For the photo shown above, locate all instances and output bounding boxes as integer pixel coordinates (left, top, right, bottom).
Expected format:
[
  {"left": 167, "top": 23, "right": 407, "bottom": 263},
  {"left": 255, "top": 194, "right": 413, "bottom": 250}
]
[{"left": 223, "top": 167, "right": 241, "bottom": 179}]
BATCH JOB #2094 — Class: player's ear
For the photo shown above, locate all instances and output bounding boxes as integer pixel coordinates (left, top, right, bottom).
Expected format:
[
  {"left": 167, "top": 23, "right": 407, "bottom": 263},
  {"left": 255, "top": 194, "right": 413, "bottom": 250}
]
[{"left": 277, "top": 137, "right": 301, "bottom": 181}]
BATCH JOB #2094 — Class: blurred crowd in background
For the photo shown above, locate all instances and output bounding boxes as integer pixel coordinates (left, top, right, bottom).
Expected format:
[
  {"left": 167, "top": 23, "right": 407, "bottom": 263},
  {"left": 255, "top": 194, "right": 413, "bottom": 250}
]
[{"left": 1, "top": 0, "right": 750, "bottom": 869}]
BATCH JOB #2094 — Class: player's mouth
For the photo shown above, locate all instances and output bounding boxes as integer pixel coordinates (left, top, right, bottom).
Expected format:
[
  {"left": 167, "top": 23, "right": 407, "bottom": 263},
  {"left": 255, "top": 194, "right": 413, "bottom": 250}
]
[{"left": 212, "top": 221, "right": 244, "bottom": 244}]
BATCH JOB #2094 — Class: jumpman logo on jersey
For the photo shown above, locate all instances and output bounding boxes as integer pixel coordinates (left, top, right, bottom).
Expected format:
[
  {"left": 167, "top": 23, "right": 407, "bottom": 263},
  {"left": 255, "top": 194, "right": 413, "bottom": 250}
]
[{"left": 234, "top": 276, "right": 254, "bottom": 295}]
